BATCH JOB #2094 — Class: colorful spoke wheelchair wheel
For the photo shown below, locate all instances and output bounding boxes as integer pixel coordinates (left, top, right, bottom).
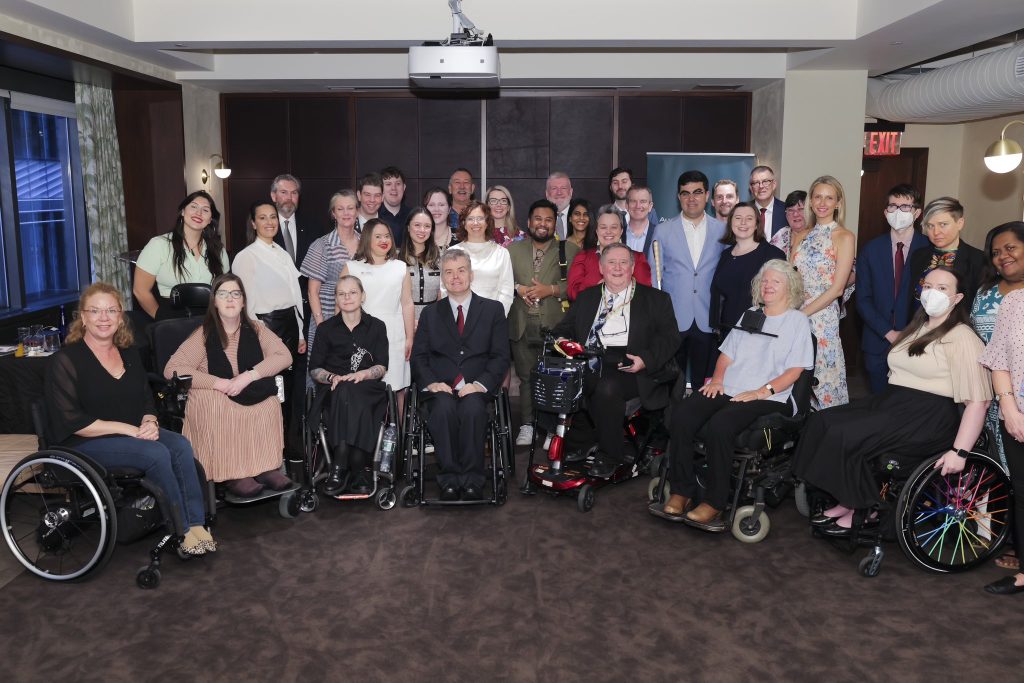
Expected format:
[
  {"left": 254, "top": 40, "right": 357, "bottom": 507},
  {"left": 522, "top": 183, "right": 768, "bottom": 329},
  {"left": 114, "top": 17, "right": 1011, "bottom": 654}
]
[
  {"left": 896, "top": 452, "right": 1011, "bottom": 573},
  {"left": 1, "top": 452, "right": 117, "bottom": 581}
]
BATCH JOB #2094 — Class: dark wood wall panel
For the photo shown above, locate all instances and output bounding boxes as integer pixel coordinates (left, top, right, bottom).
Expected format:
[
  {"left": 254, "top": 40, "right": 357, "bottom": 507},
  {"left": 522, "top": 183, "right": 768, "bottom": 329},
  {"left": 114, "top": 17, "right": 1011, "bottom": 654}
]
[
  {"left": 355, "top": 97, "right": 418, "bottom": 179},
  {"left": 617, "top": 96, "right": 683, "bottom": 183},
  {"left": 487, "top": 98, "right": 550, "bottom": 179},
  {"left": 681, "top": 95, "right": 749, "bottom": 153},
  {"left": 290, "top": 98, "right": 350, "bottom": 179},
  {"left": 222, "top": 98, "right": 288, "bottom": 179},
  {"left": 418, "top": 99, "right": 481, "bottom": 179},
  {"left": 550, "top": 97, "right": 613, "bottom": 179}
]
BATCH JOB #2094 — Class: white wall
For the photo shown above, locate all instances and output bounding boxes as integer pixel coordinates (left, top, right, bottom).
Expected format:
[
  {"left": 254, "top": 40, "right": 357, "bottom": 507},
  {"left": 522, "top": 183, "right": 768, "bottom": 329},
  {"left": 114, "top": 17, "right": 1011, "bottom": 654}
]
[
  {"left": 959, "top": 113, "right": 1024, "bottom": 243},
  {"left": 780, "top": 69, "right": 868, "bottom": 234},
  {"left": 751, "top": 80, "right": 785, "bottom": 185},
  {"left": 180, "top": 83, "right": 225, "bottom": 232},
  {"left": 901, "top": 122, "right": 964, "bottom": 202}
]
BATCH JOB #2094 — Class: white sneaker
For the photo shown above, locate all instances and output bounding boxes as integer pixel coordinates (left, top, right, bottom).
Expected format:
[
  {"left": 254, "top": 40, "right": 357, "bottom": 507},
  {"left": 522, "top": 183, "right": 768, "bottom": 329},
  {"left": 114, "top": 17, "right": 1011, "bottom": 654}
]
[{"left": 516, "top": 425, "right": 534, "bottom": 446}]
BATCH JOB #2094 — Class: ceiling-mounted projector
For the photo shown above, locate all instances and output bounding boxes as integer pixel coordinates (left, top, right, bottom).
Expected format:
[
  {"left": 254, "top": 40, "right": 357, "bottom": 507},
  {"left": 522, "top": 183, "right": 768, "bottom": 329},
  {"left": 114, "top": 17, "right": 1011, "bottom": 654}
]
[{"left": 409, "top": 0, "right": 499, "bottom": 89}]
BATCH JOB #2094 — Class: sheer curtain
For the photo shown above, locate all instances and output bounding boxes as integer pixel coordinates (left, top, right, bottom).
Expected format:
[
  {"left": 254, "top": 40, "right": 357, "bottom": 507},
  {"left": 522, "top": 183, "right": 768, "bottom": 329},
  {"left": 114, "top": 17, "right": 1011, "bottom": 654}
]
[{"left": 74, "top": 82, "right": 131, "bottom": 306}]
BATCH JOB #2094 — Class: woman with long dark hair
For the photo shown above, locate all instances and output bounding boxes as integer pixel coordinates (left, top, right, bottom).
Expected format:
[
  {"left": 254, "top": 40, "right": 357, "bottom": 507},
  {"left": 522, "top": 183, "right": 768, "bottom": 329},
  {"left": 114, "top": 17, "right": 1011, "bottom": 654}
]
[
  {"left": 793, "top": 266, "right": 992, "bottom": 535},
  {"left": 165, "top": 274, "right": 293, "bottom": 497},
  {"left": 134, "top": 190, "right": 228, "bottom": 320},
  {"left": 398, "top": 207, "right": 442, "bottom": 324}
]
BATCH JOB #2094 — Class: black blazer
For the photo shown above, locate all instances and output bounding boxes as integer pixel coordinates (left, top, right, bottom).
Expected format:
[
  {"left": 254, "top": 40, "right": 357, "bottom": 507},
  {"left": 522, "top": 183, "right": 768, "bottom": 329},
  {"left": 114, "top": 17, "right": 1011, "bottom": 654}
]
[
  {"left": 273, "top": 210, "right": 317, "bottom": 269},
  {"left": 411, "top": 293, "right": 511, "bottom": 394},
  {"left": 905, "top": 239, "right": 987, "bottom": 319},
  {"left": 552, "top": 283, "right": 680, "bottom": 409}
]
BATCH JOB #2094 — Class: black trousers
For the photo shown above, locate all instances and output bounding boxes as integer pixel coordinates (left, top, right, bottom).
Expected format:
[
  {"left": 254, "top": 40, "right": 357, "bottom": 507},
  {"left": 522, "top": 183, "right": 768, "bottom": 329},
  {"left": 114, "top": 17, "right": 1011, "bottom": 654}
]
[
  {"left": 1000, "top": 421, "right": 1024, "bottom": 555},
  {"left": 667, "top": 392, "right": 785, "bottom": 510},
  {"left": 677, "top": 321, "right": 717, "bottom": 388},
  {"left": 588, "top": 347, "right": 638, "bottom": 461},
  {"left": 425, "top": 391, "right": 488, "bottom": 489},
  {"left": 258, "top": 309, "right": 302, "bottom": 459}
]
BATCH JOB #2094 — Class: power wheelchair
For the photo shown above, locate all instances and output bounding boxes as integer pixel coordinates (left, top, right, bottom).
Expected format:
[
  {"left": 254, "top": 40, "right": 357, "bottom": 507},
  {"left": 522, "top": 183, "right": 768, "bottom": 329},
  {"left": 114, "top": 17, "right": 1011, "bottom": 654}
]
[
  {"left": 519, "top": 335, "right": 669, "bottom": 512},
  {"left": 807, "top": 433, "right": 1012, "bottom": 578},
  {"left": 647, "top": 363, "right": 816, "bottom": 542},
  {"left": 0, "top": 403, "right": 216, "bottom": 589},
  {"left": 399, "top": 384, "right": 514, "bottom": 507}
]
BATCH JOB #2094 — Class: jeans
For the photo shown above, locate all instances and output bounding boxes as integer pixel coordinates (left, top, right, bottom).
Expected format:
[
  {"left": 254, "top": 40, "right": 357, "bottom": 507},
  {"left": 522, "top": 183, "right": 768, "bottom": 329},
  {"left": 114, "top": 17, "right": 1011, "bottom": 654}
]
[{"left": 74, "top": 428, "right": 206, "bottom": 528}]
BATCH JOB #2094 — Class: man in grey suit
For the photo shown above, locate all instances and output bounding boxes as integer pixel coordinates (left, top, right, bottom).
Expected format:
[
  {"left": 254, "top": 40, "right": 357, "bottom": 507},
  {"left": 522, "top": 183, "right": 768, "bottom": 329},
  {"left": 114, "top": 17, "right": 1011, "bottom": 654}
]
[{"left": 646, "top": 170, "right": 727, "bottom": 387}]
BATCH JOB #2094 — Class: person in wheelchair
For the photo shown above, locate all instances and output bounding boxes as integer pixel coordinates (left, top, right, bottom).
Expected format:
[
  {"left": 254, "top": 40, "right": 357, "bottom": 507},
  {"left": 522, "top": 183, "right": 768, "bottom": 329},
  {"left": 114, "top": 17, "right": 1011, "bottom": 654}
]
[
  {"left": 308, "top": 274, "right": 389, "bottom": 496},
  {"left": 792, "top": 266, "right": 992, "bottom": 536},
  {"left": 552, "top": 242, "right": 679, "bottom": 477},
  {"left": 164, "top": 274, "right": 294, "bottom": 498},
  {"left": 411, "top": 249, "right": 510, "bottom": 501},
  {"left": 44, "top": 282, "right": 215, "bottom": 555},
  {"left": 662, "top": 259, "right": 814, "bottom": 531}
]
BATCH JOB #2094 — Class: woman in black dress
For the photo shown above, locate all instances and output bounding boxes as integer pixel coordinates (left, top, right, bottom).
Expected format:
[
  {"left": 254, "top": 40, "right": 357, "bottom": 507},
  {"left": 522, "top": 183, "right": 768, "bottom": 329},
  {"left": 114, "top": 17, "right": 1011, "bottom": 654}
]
[
  {"left": 709, "top": 202, "right": 786, "bottom": 336},
  {"left": 45, "top": 282, "right": 214, "bottom": 555},
  {"left": 308, "top": 274, "right": 389, "bottom": 496}
]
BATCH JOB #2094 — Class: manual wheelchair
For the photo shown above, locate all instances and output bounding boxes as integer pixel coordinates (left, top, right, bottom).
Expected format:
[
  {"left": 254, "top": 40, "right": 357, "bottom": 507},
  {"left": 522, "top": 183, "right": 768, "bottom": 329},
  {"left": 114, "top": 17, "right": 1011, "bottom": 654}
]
[
  {"left": 0, "top": 404, "right": 216, "bottom": 589},
  {"left": 399, "top": 384, "right": 514, "bottom": 507}
]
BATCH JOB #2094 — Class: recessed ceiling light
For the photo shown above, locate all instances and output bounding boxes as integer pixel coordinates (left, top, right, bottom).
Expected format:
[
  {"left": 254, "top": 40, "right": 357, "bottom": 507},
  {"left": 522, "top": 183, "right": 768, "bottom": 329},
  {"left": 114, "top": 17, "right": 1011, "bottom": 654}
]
[{"left": 890, "top": 41, "right": 903, "bottom": 46}]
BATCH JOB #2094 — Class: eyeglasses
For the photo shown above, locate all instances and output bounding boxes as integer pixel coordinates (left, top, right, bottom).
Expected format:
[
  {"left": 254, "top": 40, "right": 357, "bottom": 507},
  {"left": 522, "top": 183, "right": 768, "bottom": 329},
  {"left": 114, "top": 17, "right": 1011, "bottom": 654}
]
[
  {"left": 751, "top": 179, "right": 776, "bottom": 188},
  {"left": 83, "top": 307, "right": 121, "bottom": 317},
  {"left": 215, "top": 290, "right": 244, "bottom": 300},
  {"left": 487, "top": 198, "right": 510, "bottom": 206},
  {"left": 885, "top": 203, "right": 916, "bottom": 213},
  {"left": 785, "top": 204, "right": 805, "bottom": 214},
  {"left": 465, "top": 216, "right": 487, "bottom": 224},
  {"left": 678, "top": 190, "right": 706, "bottom": 198}
]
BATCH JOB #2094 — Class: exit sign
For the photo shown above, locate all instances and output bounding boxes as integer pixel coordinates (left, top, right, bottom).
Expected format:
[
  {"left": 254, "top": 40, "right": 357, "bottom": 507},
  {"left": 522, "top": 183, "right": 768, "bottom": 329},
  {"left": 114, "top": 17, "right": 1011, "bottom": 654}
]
[{"left": 864, "top": 131, "right": 902, "bottom": 156}]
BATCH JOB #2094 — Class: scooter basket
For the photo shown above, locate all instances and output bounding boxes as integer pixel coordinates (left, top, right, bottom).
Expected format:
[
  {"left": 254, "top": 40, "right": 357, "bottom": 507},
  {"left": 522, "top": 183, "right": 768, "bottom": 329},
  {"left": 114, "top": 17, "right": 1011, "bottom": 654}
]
[{"left": 531, "top": 356, "right": 587, "bottom": 413}]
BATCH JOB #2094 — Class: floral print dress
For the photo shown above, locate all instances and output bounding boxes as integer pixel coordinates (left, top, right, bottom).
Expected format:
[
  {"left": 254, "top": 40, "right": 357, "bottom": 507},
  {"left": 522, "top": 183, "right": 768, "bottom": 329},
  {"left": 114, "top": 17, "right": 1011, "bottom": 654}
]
[
  {"left": 774, "top": 222, "right": 850, "bottom": 408},
  {"left": 971, "top": 285, "right": 1008, "bottom": 470}
]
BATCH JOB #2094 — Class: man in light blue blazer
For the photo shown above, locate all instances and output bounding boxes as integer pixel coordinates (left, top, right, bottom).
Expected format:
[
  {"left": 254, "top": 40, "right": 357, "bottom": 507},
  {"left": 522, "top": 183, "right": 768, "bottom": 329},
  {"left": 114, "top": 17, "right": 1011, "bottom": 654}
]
[
  {"left": 646, "top": 170, "right": 727, "bottom": 386},
  {"left": 855, "top": 184, "right": 929, "bottom": 394}
]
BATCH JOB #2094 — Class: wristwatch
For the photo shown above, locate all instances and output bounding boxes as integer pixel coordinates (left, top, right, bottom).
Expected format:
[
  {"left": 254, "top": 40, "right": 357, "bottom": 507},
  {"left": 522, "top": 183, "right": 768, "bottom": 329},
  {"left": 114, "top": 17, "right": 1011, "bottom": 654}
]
[
  {"left": 764, "top": 383, "right": 776, "bottom": 395},
  {"left": 955, "top": 448, "right": 971, "bottom": 459}
]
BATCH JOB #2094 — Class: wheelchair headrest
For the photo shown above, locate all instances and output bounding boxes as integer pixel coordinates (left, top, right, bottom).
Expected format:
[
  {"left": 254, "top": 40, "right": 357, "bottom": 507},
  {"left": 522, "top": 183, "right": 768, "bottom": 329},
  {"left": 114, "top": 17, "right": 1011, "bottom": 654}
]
[
  {"left": 148, "top": 317, "right": 204, "bottom": 376},
  {"left": 170, "top": 283, "right": 212, "bottom": 311}
]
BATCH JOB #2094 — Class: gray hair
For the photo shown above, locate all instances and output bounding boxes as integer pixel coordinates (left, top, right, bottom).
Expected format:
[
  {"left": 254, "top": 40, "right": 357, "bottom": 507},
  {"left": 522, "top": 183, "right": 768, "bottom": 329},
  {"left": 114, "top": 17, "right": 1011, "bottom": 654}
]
[
  {"left": 599, "top": 242, "right": 635, "bottom": 265},
  {"left": 596, "top": 203, "right": 626, "bottom": 231},
  {"left": 440, "top": 247, "right": 473, "bottom": 271},
  {"left": 271, "top": 174, "right": 302, "bottom": 193},
  {"left": 922, "top": 196, "right": 964, "bottom": 224},
  {"left": 751, "top": 259, "right": 804, "bottom": 309}
]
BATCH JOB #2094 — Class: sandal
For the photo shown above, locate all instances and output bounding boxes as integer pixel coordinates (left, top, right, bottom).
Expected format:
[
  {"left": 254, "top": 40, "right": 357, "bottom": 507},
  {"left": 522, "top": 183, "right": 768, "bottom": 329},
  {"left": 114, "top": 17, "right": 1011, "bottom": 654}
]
[
  {"left": 995, "top": 550, "right": 1019, "bottom": 570},
  {"left": 180, "top": 529, "right": 207, "bottom": 556}
]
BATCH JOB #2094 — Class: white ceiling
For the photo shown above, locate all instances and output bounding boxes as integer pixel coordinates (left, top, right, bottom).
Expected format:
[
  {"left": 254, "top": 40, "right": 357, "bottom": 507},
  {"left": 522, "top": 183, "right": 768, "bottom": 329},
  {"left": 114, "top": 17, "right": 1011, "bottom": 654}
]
[{"left": 1, "top": 0, "right": 1023, "bottom": 92}]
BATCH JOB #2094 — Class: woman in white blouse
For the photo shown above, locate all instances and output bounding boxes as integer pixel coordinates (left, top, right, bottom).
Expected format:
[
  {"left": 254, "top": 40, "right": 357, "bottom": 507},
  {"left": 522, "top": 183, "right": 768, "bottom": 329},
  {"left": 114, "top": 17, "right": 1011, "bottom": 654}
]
[{"left": 446, "top": 201, "right": 514, "bottom": 316}]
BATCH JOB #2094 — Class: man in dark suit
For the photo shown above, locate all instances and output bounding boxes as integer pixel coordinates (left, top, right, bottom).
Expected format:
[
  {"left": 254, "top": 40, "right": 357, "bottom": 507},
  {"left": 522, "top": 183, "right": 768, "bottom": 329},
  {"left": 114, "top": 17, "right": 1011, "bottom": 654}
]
[
  {"left": 624, "top": 184, "right": 658, "bottom": 255},
  {"left": 856, "top": 184, "right": 929, "bottom": 394},
  {"left": 411, "top": 249, "right": 511, "bottom": 501},
  {"left": 271, "top": 174, "right": 313, "bottom": 268},
  {"left": 749, "top": 165, "right": 787, "bottom": 242},
  {"left": 378, "top": 165, "right": 410, "bottom": 248},
  {"left": 553, "top": 243, "right": 680, "bottom": 476}
]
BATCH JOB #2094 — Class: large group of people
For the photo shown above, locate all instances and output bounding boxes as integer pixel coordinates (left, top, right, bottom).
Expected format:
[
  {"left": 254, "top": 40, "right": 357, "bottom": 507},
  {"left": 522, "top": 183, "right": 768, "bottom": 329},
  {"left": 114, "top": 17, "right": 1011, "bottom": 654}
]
[{"left": 40, "top": 160, "right": 1024, "bottom": 596}]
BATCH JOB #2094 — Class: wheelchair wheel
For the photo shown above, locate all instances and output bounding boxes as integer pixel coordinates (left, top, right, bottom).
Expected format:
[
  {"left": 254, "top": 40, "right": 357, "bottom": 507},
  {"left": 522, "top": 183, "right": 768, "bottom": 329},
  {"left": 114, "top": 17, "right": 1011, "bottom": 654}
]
[
  {"left": 1, "top": 452, "right": 117, "bottom": 582},
  {"left": 136, "top": 565, "right": 161, "bottom": 589},
  {"left": 299, "top": 488, "right": 319, "bottom": 513},
  {"left": 896, "top": 452, "right": 1012, "bottom": 573},
  {"left": 495, "top": 477, "right": 508, "bottom": 505},
  {"left": 794, "top": 481, "right": 811, "bottom": 517},
  {"left": 376, "top": 488, "right": 397, "bottom": 510},
  {"left": 279, "top": 491, "right": 301, "bottom": 519},
  {"left": 647, "top": 477, "right": 670, "bottom": 503},
  {"left": 400, "top": 484, "right": 420, "bottom": 508},
  {"left": 577, "top": 484, "right": 595, "bottom": 512},
  {"left": 731, "top": 505, "right": 770, "bottom": 543}
]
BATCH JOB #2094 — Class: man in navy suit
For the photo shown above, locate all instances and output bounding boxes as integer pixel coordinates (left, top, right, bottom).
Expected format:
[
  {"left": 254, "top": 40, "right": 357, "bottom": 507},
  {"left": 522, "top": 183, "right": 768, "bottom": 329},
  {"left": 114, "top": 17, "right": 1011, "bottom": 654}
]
[
  {"left": 855, "top": 184, "right": 929, "bottom": 394},
  {"left": 647, "top": 170, "right": 728, "bottom": 387},
  {"left": 624, "top": 184, "right": 658, "bottom": 255},
  {"left": 749, "top": 165, "right": 787, "bottom": 242},
  {"left": 411, "top": 249, "right": 510, "bottom": 501}
]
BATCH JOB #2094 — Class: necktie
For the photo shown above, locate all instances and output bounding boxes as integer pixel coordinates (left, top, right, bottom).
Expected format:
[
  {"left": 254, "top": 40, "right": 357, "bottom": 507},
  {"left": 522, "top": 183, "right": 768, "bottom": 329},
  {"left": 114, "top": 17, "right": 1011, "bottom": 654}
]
[
  {"left": 283, "top": 219, "right": 296, "bottom": 261},
  {"left": 893, "top": 242, "right": 905, "bottom": 325},
  {"left": 586, "top": 293, "right": 616, "bottom": 370},
  {"left": 453, "top": 304, "right": 465, "bottom": 387},
  {"left": 557, "top": 212, "right": 566, "bottom": 240},
  {"left": 759, "top": 207, "right": 767, "bottom": 231}
]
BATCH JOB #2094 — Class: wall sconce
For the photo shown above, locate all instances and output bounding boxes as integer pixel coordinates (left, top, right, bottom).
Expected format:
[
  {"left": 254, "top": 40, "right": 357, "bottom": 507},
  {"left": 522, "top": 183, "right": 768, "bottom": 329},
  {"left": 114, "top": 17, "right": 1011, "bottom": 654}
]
[
  {"left": 201, "top": 154, "right": 232, "bottom": 184},
  {"left": 983, "top": 120, "right": 1024, "bottom": 173}
]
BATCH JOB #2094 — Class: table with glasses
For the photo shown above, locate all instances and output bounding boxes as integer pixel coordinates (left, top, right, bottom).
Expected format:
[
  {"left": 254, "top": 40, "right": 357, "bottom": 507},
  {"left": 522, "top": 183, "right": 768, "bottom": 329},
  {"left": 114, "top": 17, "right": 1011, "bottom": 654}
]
[{"left": 0, "top": 327, "right": 62, "bottom": 434}]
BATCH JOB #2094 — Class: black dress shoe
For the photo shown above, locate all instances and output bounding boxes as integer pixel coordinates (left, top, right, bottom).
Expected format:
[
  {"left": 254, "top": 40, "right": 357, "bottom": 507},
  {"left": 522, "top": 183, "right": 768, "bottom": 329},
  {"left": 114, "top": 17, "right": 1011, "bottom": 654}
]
[
  {"left": 322, "top": 465, "right": 349, "bottom": 496},
  {"left": 349, "top": 471, "right": 372, "bottom": 495},
  {"left": 819, "top": 519, "right": 853, "bottom": 537},
  {"left": 440, "top": 485, "right": 460, "bottom": 501},
  {"left": 462, "top": 486, "right": 483, "bottom": 501},
  {"left": 984, "top": 575, "right": 1024, "bottom": 595},
  {"left": 810, "top": 512, "right": 839, "bottom": 526}
]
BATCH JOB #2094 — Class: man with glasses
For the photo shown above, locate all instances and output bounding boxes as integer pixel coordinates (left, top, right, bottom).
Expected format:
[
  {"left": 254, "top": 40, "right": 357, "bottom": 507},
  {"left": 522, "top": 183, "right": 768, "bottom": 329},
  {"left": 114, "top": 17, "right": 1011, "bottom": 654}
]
[
  {"left": 625, "top": 185, "right": 658, "bottom": 254},
  {"left": 855, "top": 184, "right": 929, "bottom": 393},
  {"left": 647, "top": 170, "right": 727, "bottom": 388},
  {"left": 749, "top": 165, "right": 786, "bottom": 241},
  {"left": 378, "top": 166, "right": 410, "bottom": 248}
]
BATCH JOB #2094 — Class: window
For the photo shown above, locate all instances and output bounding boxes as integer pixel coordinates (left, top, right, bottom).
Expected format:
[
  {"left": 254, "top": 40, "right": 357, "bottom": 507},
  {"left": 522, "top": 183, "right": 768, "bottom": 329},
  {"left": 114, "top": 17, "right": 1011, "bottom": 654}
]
[{"left": 0, "top": 95, "right": 89, "bottom": 315}]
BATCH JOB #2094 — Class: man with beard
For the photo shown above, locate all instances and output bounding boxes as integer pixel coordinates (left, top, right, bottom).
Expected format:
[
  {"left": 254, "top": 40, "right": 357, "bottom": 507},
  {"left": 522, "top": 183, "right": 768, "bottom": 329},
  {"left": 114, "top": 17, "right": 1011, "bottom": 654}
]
[
  {"left": 712, "top": 179, "right": 739, "bottom": 222},
  {"left": 271, "top": 174, "right": 309, "bottom": 267},
  {"left": 508, "top": 199, "right": 580, "bottom": 446}
]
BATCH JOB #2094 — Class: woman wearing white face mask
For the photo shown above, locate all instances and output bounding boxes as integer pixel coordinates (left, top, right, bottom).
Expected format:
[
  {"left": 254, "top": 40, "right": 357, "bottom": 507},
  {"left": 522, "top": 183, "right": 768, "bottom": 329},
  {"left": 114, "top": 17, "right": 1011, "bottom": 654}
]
[{"left": 792, "top": 266, "right": 992, "bottom": 536}]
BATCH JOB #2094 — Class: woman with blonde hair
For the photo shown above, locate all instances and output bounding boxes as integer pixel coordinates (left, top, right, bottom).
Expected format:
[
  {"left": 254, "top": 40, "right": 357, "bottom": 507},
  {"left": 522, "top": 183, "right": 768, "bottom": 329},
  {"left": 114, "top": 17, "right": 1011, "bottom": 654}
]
[{"left": 486, "top": 185, "right": 522, "bottom": 247}]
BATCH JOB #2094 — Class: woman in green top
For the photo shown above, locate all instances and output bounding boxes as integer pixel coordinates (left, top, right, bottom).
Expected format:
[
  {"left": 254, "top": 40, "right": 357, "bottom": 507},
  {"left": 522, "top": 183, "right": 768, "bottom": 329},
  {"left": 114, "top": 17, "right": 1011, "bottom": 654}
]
[{"left": 133, "top": 190, "right": 229, "bottom": 320}]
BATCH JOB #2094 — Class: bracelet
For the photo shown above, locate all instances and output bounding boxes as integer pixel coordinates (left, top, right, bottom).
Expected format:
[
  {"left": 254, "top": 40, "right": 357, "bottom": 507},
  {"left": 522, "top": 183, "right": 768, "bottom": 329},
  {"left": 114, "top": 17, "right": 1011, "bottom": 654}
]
[{"left": 996, "top": 390, "right": 1014, "bottom": 399}]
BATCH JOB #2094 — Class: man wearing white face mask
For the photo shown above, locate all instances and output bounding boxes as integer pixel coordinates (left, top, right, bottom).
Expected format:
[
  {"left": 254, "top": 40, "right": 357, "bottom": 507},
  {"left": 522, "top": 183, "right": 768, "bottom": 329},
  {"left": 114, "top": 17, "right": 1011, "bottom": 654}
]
[{"left": 855, "top": 185, "right": 930, "bottom": 393}]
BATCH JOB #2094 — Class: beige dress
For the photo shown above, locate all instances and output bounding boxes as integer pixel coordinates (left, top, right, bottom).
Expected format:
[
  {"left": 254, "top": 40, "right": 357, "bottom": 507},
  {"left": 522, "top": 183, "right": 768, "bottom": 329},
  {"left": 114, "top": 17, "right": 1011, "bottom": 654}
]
[{"left": 165, "top": 322, "right": 292, "bottom": 482}]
